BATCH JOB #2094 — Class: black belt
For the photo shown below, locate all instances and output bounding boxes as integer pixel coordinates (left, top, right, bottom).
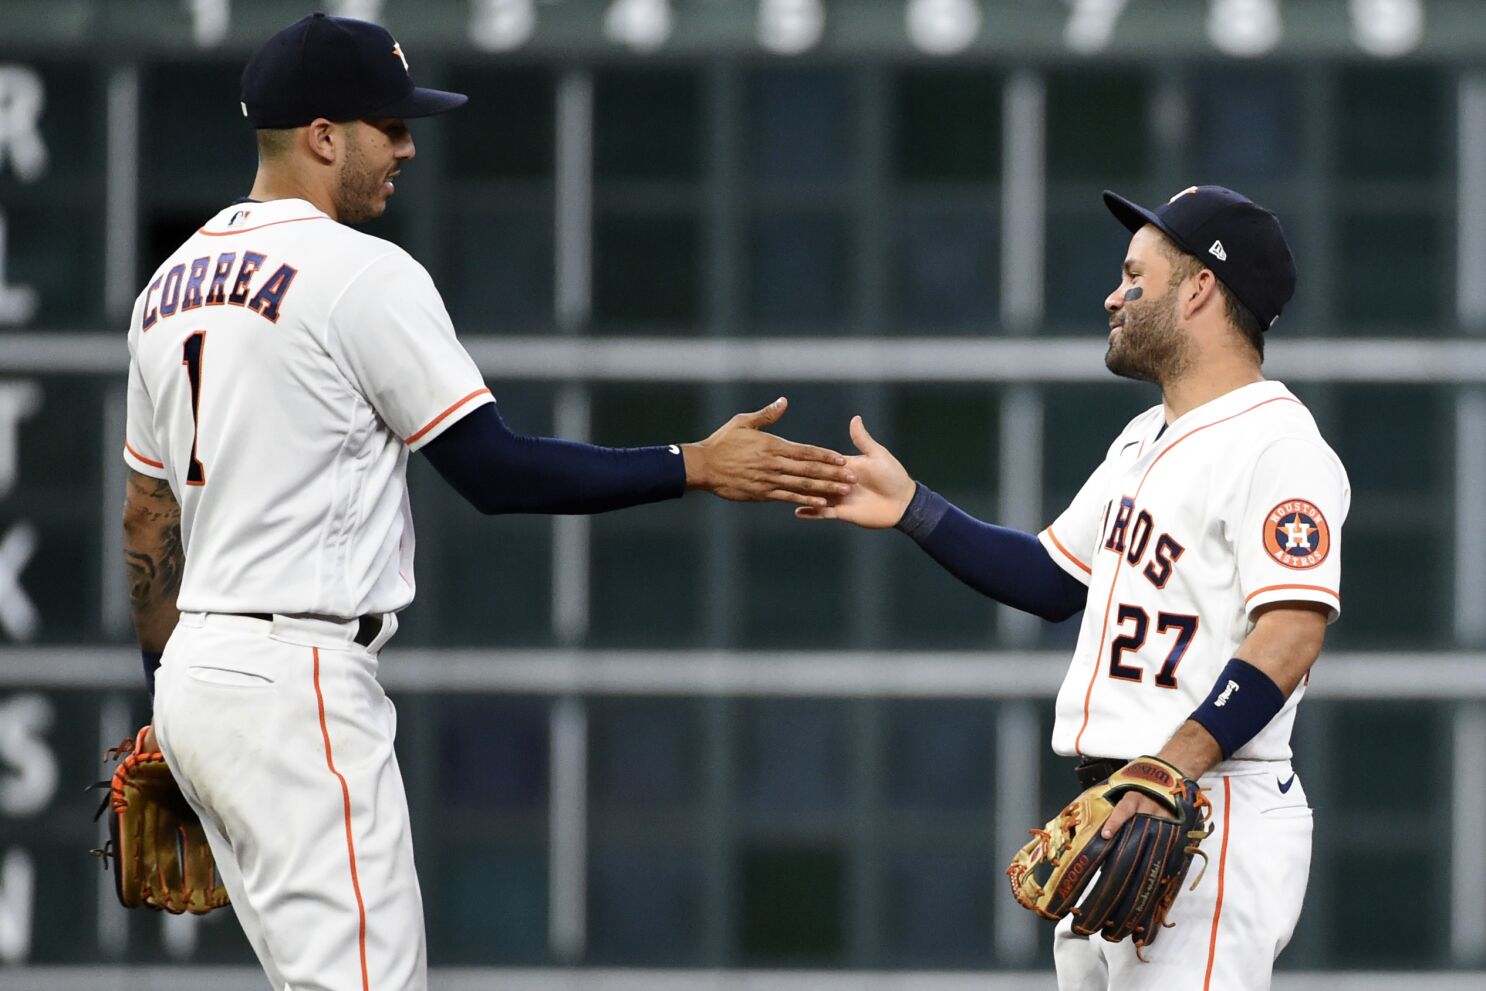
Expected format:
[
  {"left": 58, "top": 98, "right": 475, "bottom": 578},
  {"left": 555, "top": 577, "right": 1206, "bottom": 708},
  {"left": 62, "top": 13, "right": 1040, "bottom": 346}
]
[
  {"left": 1075, "top": 756, "right": 1125, "bottom": 789},
  {"left": 237, "top": 613, "right": 383, "bottom": 648}
]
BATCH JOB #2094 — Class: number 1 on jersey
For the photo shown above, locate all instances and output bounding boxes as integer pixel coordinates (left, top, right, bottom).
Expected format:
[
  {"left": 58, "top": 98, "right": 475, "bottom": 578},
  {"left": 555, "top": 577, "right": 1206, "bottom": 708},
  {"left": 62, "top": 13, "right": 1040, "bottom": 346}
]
[{"left": 182, "top": 331, "right": 207, "bottom": 486}]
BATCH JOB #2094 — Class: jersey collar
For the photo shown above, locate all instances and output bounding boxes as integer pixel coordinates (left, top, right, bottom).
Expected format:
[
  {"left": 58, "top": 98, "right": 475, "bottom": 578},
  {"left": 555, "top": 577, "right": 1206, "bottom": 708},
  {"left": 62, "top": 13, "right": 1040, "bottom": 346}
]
[
  {"left": 199, "top": 198, "right": 330, "bottom": 235},
  {"left": 1161, "top": 380, "right": 1296, "bottom": 439}
]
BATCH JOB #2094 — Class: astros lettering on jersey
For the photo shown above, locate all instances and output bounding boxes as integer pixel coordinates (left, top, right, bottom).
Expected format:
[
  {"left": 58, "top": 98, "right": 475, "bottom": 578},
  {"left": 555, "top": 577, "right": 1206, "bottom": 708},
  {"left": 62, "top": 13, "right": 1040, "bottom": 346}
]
[
  {"left": 124, "top": 198, "right": 493, "bottom": 618},
  {"left": 1037, "top": 380, "right": 1350, "bottom": 762}
]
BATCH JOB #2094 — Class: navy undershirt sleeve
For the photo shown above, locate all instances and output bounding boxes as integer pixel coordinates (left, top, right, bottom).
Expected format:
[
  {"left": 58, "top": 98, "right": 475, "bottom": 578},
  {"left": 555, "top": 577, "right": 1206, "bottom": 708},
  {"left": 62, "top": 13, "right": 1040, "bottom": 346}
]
[
  {"left": 422, "top": 402, "right": 686, "bottom": 515},
  {"left": 894, "top": 482, "right": 1088, "bottom": 622}
]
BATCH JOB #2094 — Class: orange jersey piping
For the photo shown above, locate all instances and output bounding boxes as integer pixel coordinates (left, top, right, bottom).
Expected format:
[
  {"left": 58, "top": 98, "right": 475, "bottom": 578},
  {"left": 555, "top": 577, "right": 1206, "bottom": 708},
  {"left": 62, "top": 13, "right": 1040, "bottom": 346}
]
[
  {"left": 1244, "top": 583, "right": 1339, "bottom": 605},
  {"left": 1044, "top": 526, "right": 1092, "bottom": 576},
  {"left": 405, "top": 387, "right": 492, "bottom": 445},
  {"left": 196, "top": 216, "right": 330, "bottom": 237},
  {"left": 124, "top": 441, "right": 164, "bottom": 469}
]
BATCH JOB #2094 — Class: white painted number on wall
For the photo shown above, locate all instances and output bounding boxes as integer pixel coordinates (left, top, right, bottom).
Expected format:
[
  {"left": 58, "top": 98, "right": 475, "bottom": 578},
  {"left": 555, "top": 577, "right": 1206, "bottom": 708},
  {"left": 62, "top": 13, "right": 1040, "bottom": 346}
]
[
  {"left": 605, "top": 0, "right": 673, "bottom": 53},
  {"left": 1350, "top": 0, "right": 1424, "bottom": 57},
  {"left": 1207, "top": 0, "right": 1282, "bottom": 57},
  {"left": 906, "top": 0, "right": 982, "bottom": 56},
  {"left": 758, "top": 0, "right": 825, "bottom": 56},
  {"left": 331, "top": 0, "right": 386, "bottom": 21},
  {"left": 186, "top": 0, "right": 230, "bottom": 48},
  {"left": 1063, "top": 0, "right": 1130, "bottom": 54},
  {"left": 471, "top": 0, "right": 537, "bottom": 52}
]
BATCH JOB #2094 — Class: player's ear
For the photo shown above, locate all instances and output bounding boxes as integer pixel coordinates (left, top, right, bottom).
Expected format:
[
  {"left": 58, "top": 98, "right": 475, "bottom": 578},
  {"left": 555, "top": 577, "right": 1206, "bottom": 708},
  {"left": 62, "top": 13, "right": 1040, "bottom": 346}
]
[
  {"left": 303, "top": 119, "right": 340, "bottom": 166},
  {"left": 1185, "top": 268, "right": 1218, "bottom": 317}
]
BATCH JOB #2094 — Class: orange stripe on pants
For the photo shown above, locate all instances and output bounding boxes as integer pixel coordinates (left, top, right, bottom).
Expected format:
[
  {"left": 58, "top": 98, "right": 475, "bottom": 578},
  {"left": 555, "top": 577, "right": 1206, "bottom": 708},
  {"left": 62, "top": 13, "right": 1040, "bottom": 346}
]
[
  {"left": 1202, "top": 776, "right": 1233, "bottom": 990},
  {"left": 313, "top": 647, "right": 371, "bottom": 991}
]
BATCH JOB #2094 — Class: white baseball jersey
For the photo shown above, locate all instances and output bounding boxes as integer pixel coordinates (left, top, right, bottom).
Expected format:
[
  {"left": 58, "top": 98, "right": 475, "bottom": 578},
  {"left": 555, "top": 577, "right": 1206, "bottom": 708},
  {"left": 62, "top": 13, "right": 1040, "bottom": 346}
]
[
  {"left": 1038, "top": 380, "right": 1349, "bottom": 761},
  {"left": 123, "top": 197, "right": 493, "bottom": 618}
]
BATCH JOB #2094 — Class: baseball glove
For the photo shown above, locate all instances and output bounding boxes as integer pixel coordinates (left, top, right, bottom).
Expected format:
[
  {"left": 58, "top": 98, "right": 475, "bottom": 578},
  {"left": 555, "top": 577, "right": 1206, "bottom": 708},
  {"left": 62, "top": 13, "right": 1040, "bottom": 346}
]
[
  {"left": 1006, "top": 755, "right": 1211, "bottom": 958},
  {"left": 90, "top": 726, "right": 229, "bottom": 915}
]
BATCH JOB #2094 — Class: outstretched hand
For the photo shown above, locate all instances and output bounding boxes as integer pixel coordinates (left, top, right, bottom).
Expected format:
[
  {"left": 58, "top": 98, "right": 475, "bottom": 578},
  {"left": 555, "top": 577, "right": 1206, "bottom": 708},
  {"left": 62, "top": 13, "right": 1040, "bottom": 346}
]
[
  {"left": 682, "top": 397, "right": 856, "bottom": 507},
  {"left": 794, "top": 415, "right": 916, "bottom": 528}
]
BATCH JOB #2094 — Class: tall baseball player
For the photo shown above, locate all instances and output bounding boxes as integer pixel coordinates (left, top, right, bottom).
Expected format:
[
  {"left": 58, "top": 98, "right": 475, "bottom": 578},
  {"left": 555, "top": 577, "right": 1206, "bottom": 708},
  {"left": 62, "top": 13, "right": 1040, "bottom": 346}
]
[
  {"left": 802, "top": 186, "right": 1348, "bottom": 990},
  {"left": 119, "top": 13, "right": 855, "bottom": 990}
]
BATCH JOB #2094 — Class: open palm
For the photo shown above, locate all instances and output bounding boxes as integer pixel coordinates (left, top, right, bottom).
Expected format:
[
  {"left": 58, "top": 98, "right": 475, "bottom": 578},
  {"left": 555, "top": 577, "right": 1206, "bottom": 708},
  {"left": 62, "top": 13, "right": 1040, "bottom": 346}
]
[{"left": 794, "top": 416, "right": 917, "bottom": 528}]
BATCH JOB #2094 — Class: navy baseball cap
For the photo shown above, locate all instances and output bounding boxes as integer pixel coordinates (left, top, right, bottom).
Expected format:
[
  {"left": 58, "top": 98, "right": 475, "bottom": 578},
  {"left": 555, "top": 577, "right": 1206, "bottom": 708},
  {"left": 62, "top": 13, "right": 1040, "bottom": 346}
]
[
  {"left": 1103, "top": 185, "right": 1297, "bottom": 330},
  {"left": 241, "top": 13, "right": 466, "bottom": 128}
]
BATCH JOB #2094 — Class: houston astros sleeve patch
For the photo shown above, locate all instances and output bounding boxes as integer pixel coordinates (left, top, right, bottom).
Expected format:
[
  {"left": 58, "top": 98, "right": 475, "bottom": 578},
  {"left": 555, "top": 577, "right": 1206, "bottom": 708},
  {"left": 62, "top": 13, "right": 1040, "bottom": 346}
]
[{"left": 1262, "top": 499, "right": 1331, "bottom": 570}]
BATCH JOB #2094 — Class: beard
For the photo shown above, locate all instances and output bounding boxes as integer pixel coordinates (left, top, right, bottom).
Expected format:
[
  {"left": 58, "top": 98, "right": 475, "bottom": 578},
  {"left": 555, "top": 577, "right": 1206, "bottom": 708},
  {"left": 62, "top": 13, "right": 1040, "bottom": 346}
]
[
  {"left": 333, "top": 129, "right": 390, "bottom": 225},
  {"left": 1104, "top": 289, "right": 1192, "bottom": 384}
]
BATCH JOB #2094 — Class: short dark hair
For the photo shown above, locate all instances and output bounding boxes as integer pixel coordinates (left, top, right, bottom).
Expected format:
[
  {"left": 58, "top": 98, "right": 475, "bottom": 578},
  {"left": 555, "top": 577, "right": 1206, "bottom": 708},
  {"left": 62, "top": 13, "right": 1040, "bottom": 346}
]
[
  {"left": 1156, "top": 235, "right": 1264, "bottom": 361},
  {"left": 1217, "top": 280, "right": 1265, "bottom": 360},
  {"left": 255, "top": 127, "right": 295, "bottom": 161}
]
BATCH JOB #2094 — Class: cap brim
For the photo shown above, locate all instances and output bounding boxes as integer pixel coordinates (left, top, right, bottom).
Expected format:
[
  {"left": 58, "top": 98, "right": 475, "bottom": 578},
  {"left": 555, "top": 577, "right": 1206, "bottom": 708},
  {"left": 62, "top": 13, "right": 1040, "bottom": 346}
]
[
  {"left": 371, "top": 86, "right": 468, "bottom": 120},
  {"left": 1102, "top": 191, "right": 1160, "bottom": 234},
  {"left": 1102, "top": 190, "right": 1202, "bottom": 259}
]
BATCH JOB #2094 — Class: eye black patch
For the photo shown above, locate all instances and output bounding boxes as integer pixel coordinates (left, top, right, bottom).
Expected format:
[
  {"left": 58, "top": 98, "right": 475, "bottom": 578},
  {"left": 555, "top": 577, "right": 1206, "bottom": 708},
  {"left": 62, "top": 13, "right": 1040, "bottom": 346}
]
[{"left": 1124, "top": 287, "right": 1143, "bottom": 302}]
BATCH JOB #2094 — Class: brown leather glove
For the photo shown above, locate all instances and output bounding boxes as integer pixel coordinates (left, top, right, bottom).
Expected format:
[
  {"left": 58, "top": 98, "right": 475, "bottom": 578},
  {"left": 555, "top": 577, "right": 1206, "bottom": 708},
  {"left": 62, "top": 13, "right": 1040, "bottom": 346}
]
[
  {"left": 92, "top": 726, "right": 229, "bottom": 915},
  {"left": 1006, "top": 756, "right": 1211, "bottom": 958}
]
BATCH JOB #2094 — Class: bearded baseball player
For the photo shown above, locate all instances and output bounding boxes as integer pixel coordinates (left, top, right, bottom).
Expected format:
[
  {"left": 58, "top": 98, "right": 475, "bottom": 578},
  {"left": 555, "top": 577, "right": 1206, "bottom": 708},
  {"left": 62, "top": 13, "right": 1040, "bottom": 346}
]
[
  {"left": 802, "top": 186, "right": 1348, "bottom": 990},
  {"left": 118, "top": 13, "right": 855, "bottom": 989}
]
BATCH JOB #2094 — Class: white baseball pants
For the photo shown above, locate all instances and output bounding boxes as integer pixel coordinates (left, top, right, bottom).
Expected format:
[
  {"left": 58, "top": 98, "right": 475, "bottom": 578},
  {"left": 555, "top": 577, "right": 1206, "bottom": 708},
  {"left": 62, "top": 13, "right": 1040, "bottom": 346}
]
[
  {"left": 1053, "top": 762, "right": 1313, "bottom": 991},
  {"left": 153, "top": 611, "right": 425, "bottom": 991}
]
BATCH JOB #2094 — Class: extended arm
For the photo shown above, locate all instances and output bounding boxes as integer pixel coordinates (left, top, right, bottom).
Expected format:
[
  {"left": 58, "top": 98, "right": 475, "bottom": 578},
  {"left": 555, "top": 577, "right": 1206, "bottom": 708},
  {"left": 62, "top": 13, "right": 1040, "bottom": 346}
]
[
  {"left": 796, "top": 416, "right": 1086, "bottom": 622},
  {"left": 123, "top": 468, "right": 184, "bottom": 694},
  {"left": 896, "top": 484, "right": 1088, "bottom": 622},
  {"left": 423, "top": 398, "right": 854, "bottom": 514}
]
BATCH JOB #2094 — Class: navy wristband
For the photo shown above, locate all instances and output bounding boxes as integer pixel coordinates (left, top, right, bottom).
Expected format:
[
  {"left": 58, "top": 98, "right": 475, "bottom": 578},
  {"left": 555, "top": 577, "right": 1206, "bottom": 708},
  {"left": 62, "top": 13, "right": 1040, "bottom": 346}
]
[
  {"left": 1189, "top": 657, "right": 1287, "bottom": 760},
  {"left": 894, "top": 481, "right": 950, "bottom": 538},
  {"left": 142, "top": 649, "right": 163, "bottom": 698}
]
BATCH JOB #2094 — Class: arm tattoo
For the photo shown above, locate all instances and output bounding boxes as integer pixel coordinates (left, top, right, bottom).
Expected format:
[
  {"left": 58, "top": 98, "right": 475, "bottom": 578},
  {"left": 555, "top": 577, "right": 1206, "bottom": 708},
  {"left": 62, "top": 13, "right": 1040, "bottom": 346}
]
[
  {"left": 125, "top": 548, "right": 157, "bottom": 613},
  {"left": 125, "top": 520, "right": 182, "bottom": 615},
  {"left": 123, "top": 470, "right": 184, "bottom": 650},
  {"left": 158, "top": 521, "right": 183, "bottom": 599}
]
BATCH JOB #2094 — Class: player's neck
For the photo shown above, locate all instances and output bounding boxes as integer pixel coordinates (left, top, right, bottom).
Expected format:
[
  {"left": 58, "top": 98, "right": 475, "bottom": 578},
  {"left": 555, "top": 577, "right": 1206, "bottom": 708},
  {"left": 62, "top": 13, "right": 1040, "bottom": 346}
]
[
  {"left": 246, "top": 166, "right": 339, "bottom": 221},
  {"left": 1160, "top": 359, "right": 1265, "bottom": 423}
]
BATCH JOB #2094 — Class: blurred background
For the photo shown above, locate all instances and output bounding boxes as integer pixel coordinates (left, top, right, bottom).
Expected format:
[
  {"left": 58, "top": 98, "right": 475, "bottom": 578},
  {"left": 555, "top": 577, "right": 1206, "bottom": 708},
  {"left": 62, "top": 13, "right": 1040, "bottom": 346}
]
[{"left": 1, "top": 0, "right": 1484, "bottom": 987}]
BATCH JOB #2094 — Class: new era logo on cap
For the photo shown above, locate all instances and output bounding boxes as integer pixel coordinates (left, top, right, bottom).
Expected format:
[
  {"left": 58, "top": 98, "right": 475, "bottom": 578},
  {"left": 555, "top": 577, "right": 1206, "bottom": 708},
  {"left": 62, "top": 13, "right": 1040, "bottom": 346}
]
[{"left": 1102, "top": 185, "right": 1297, "bottom": 331}]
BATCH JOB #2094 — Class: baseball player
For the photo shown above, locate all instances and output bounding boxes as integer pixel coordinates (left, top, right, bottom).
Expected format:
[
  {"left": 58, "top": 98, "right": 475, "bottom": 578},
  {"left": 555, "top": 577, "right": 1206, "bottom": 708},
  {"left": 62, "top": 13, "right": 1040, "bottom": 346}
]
[
  {"left": 802, "top": 186, "right": 1348, "bottom": 990},
  {"left": 120, "top": 14, "right": 855, "bottom": 990}
]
